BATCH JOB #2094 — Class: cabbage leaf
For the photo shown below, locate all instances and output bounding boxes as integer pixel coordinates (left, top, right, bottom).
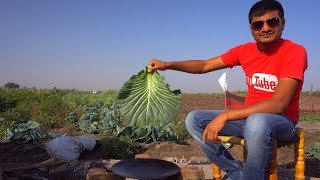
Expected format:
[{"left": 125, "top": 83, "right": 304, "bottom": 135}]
[{"left": 117, "top": 66, "right": 181, "bottom": 127}]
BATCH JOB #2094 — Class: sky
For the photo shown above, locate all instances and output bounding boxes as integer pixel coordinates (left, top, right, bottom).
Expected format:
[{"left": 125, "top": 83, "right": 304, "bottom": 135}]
[{"left": 0, "top": 0, "right": 319, "bottom": 93}]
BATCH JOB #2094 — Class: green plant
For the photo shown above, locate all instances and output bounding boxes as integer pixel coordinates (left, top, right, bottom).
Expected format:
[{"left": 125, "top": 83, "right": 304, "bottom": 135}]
[
  {"left": 74, "top": 67, "right": 182, "bottom": 143},
  {"left": 3, "top": 119, "right": 57, "bottom": 142},
  {"left": 1, "top": 103, "right": 31, "bottom": 122},
  {"left": 0, "top": 89, "right": 33, "bottom": 121},
  {"left": 300, "top": 115, "right": 320, "bottom": 121},
  {"left": 300, "top": 91, "right": 320, "bottom": 97},
  {"left": 99, "top": 136, "right": 141, "bottom": 159},
  {"left": 116, "top": 123, "right": 176, "bottom": 143},
  {"left": 65, "top": 112, "right": 77, "bottom": 123},
  {"left": 173, "top": 118, "right": 191, "bottom": 141},
  {"left": 0, "top": 91, "right": 17, "bottom": 113},
  {"left": 77, "top": 104, "right": 101, "bottom": 133},
  {"left": 98, "top": 104, "right": 122, "bottom": 133},
  {"left": 306, "top": 141, "right": 320, "bottom": 159},
  {"left": 117, "top": 66, "right": 181, "bottom": 127},
  {"left": 77, "top": 103, "right": 123, "bottom": 133},
  {"left": 0, "top": 89, "right": 71, "bottom": 128},
  {"left": 36, "top": 94, "right": 69, "bottom": 128},
  {"left": 0, "top": 87, "right": 181, "bottom": 143},
  {"left": 0, "top": 89, "right": 120, "bottom": 138},
  {"left": 95, "top": 131, "right": 108, "bottom": 140},
  {"left": 62, "top": 89, "right": 118, "bottom": 110}
]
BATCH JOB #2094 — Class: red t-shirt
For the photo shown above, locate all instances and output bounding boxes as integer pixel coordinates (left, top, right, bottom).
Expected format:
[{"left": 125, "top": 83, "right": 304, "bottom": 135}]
[{"left": 221, "top": 39, "right": 308, "bottom": 122}]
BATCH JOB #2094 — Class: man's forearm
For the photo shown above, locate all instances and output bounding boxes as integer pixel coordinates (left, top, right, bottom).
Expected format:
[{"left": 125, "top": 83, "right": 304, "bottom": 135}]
[
  {"left": 223, "top": 99, "right": 284, "bottom": 121},
  {"left": 165, "top": 57, "right": 226, "bottom": 74},
  {"left": 165, "top": 60, "right": 208, "bottom": 74}
]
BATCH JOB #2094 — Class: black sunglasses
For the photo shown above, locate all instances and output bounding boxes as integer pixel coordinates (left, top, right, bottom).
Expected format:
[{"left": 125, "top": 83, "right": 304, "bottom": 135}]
[{"left": 250, "top": 17, "right": 281, "bottom": 31}]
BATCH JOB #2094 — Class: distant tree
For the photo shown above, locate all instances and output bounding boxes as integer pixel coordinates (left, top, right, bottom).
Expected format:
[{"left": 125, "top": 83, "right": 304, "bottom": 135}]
[{"left": 4, "top": 82, "right": 20, "bottom": 89}]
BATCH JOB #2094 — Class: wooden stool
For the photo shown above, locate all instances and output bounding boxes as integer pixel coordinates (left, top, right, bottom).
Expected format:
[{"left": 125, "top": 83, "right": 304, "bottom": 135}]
[{"left": 212, "top": 128, "right": 305, "bottom": 180}]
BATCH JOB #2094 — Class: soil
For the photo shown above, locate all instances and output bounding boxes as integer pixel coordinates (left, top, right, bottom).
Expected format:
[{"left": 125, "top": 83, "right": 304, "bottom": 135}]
[{"left": 1, "top": 93, "right": 320, "bottom": 179}]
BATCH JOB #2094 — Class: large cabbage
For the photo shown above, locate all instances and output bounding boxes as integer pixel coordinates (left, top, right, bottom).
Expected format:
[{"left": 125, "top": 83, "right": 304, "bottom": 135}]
[{"left": 117, "top": 66, "right": 181, "bottom": 127}]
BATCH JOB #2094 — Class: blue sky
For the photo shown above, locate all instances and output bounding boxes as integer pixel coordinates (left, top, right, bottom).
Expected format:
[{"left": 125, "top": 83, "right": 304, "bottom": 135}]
[{"left": 1, "top": 1, "right": 319, "bottom": 93}]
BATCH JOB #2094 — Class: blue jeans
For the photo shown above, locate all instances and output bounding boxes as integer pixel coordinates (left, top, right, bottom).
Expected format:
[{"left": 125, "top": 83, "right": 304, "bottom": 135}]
[{"left": 185, "top": 110, "right": 297, "bottom": 180}]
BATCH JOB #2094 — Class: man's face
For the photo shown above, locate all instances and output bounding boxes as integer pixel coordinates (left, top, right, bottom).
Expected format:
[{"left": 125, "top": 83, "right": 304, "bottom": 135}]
[{"left": 250, "top": 10, "right": 285, "bottom": 44}]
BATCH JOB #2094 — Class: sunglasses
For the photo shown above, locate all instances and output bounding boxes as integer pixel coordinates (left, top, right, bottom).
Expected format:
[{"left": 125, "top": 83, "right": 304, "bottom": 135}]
[{"left": 250, "top": 17, "right": 281, "bottom": 31}]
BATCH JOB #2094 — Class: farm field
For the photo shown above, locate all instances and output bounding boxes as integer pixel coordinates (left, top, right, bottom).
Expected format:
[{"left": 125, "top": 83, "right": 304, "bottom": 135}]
[{"left": 1, "top": 93, "right": 320, "bottom": 179}]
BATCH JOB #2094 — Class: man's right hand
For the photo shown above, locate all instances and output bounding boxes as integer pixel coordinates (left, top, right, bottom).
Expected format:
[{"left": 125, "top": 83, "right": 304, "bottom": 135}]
[{"left": 148, "top": 59, "right": 168, "bottom": 73}]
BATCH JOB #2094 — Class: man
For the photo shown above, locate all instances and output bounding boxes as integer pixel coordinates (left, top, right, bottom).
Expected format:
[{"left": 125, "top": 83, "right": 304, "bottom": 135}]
[{"left": 148, "top": 0, "right": 307, "bottom": 179}]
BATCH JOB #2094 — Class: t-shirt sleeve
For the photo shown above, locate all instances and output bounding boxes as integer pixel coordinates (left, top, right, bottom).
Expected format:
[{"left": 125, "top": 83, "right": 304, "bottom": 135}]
[
  {"left": 220, "top": 45, "right": 242, "bottom": 68},
  {"left": 279, "top": 45, "right": 308, "bottom": 81}
]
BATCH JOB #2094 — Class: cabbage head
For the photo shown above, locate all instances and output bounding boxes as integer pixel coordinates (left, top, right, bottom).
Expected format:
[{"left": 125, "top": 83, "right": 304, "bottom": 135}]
[{"left": 117, "top": 66, "right": 181, "bottom": 127}]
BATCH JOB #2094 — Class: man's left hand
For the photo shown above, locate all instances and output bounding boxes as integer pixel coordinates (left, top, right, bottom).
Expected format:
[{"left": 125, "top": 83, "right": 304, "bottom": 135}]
[{"left": 202, "top": 113, "right": 228, "bottom": 144}]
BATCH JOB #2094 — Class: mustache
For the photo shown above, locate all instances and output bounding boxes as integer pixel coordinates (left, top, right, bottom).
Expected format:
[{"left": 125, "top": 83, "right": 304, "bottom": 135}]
[{"left": 260, "top": 31, "right": 274, "bottom": 36}]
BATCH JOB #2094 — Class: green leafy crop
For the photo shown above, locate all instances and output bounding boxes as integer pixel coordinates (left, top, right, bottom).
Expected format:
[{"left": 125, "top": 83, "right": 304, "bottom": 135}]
[
  {"left": 3, "top": 119, "right": 57, "bottom": 142},
  {"left": 117, "top": 66, "right": 181, "bottom": 127},
  {"left": 306, "top": 141, "right": 320, "bottom": 159}
]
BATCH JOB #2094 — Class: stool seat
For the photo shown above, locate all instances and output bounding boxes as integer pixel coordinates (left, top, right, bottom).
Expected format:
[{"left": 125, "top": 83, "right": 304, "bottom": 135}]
[{"left": 277, "top": 134, "right": 299, "bottom": 147}]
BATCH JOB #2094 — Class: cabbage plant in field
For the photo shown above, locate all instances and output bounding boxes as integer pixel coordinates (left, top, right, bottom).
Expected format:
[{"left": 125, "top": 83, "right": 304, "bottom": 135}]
[{"left": 117, "top": 66, "right": 181, "bottom": 128}]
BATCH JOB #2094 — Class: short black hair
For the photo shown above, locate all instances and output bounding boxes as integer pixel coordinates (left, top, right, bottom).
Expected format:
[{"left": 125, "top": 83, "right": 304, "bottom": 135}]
[{"left": 248, "top": 0, "right": 284, "bottom": 23}]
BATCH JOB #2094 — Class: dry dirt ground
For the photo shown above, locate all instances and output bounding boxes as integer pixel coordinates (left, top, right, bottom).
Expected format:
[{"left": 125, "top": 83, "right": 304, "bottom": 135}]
[{"left": 0, "top": 94, "right": 320, "bottom": 179}]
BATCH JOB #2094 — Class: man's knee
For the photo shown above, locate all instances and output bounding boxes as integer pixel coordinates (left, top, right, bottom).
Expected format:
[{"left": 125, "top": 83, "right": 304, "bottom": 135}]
[
  {"left": 185, "top": 110, "right": 200, "bottom": 130},
  {"left": 243, "top": 113, "right": 272, "bottom": 137}
]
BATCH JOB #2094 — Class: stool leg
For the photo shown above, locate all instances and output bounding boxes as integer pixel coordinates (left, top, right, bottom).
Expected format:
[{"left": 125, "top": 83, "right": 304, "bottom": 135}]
[
  {"left": 242, "top": 146, "right": 247, "bottom": 161},
  {"left": 294, "top": 128, "right": 305, "bottom": 180},
  {"left": 268, "top": 140, "right": 278, "bottom": 180},
  {"left": 212, "top": 163, "right": 222, "bottom": 180}
]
